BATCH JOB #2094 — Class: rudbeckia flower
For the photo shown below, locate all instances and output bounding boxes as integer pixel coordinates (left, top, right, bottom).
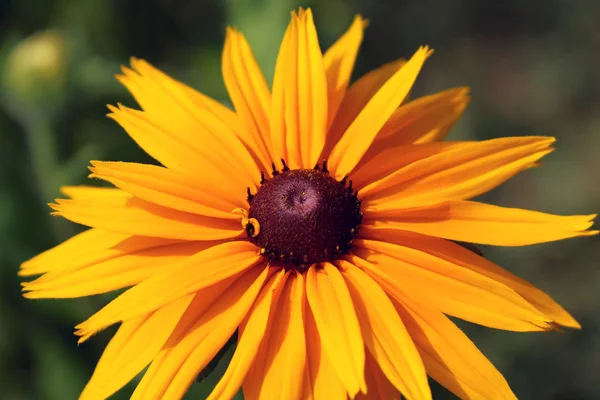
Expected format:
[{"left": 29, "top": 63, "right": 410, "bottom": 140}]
[{"left": 21, "top": 8, "right": 597, "bottom": 400}]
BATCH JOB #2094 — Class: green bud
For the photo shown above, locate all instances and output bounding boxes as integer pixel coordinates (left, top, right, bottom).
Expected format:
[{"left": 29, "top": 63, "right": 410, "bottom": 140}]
[{"left": 2, "top": 30, "right": 67, "bottom": 104}]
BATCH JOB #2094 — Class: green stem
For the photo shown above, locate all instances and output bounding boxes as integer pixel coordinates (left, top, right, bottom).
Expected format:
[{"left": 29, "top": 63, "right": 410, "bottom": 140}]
[{"left": 0, "top": 92, "right": 69, "bottom": 241}]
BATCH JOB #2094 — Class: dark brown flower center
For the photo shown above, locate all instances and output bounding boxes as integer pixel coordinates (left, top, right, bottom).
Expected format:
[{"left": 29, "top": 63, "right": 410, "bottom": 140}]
[{"left": 246, "top": 161, "right": 362, "bottom": 272}]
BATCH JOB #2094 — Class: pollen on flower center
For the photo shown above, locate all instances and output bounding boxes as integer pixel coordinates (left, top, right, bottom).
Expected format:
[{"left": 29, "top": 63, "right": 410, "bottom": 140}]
[{"left": 246, "top": 161, "right": 362, "bottom": 271}]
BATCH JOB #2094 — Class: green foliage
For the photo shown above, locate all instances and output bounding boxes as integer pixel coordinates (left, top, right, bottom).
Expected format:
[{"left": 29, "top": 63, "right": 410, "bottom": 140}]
[{"left": 1, "top": 0, "right": 598, "bottom": 399}]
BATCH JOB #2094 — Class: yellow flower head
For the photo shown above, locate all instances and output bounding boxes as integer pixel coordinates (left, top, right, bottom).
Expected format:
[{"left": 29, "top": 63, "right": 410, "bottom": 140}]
[{"left": 21, "top": 8, "right": 597, "bottom": 400}]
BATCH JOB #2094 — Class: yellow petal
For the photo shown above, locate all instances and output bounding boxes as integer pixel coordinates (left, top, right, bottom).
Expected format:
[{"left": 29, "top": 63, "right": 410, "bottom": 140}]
[
  {"left": 80, "top": 294, "right": 194, "bottom": 400},
  {"left": 323, "top": 59, "right": 406, "bottom": 157},
  {"left": 89, "top": 161, "right": 244, "bottom": 217},
  {"left": 351, "top": 141, "right": 454, "bottom": 191},
  {"left": 379, "top": 87, "right": 470, "bottom": 143},
  {"left": 126, "top": 56, "right": 268, "bottom": 178},
  {"left": 351, "top": 241, "right": 552, "bottom": 331},
  {"left": 118, "top": 59, "right": 259, "bottom": 176},
  {"left": 356, "top": 352, "right": 401, "bottom": 400},
  {"left": 106, "top": 104, "right": 196, "bottom": 172},
  {"left": 364, "top": 200, "right": 598, "bottom": 246},
  {"left": 49, "top": 191, "right": 242, "bottom": 241},
  {"left": 20, "top": 228, "right": 178, "bottom": 277},
  {"left": 23, "top": 241, "right": 212, "bottom": 299},
  {"left": 243, "top": 271, "right": 307, "bottom": 400},
  {"left": 361, "top": 136, "right": 556, "bottom": 208},
  {"left": 364, "top": 228, "right": 581, "bottom": 328},
  {"left": 118, "top": 57, "right": 214, "bottom": 120},
  {"left": 302, "top": 365, "right": 315, "bottom": 400},
  {"left": 115, "top": 57, "right": 266, "bottom": 184},
  {"left": 74, "top": 241, "right": 261, "bottom": 342},
  {"left": 107, "top": 104, "right": 253, "bottom": 190},
  {"left": 128, "top": 276, "right": 238, "bottom": 398},
  {"left": 60, "top": 186, "right": 125, "bottom": 199},
  {"left": 222, "top": 28, "right": 274, "bottom": 171},
  {"left": 281, "top": 13, "right": 303, "bottom": 168},
  {"left": 117, "top": 61, "right": 260, "bottom": 184},
  {"left": 271, "top": 9, "right": 328, "bottom": 169},
  {"left": 356, "top": 87, "right": 470, "bottom": 168},
  {"left": 270, "top": 16, "right": 295, "bottom": 167},
  {"left": 306, "top": 263, "right": 365, "bottom": 396},
  {"left": 328, "top": 47, "right": 430, "bottom": 178},
  {"left": 118, "top": 56, "right": 250, "bottom": 158},
  {"left": 323, "top": 15, "right": 367, "bottom": 129},
  {"left": 189, "top": 103, "right": 263, "bottom": 186},
  {"left": 304, "top": 294, "right": 347, "bottom": 400},
  {"left": 131, "top": 266, "right": 268, "bottom": 400},
  {"left": 394, "top": 296, "right": 517, "bottom": 400},
  {"left": 338, "top": 260, "right": 431, "bottom": 400},
  {"left": 208, "top": 269, "right": 287, "bottom": 400}
]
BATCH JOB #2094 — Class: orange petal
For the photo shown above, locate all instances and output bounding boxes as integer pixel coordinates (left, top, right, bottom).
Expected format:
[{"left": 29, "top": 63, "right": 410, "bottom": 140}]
[
  {"left": 364, "top": 200, "right": 598, "bottom": 246},
  {"left": 243, "top": 271, "right": 307, "bottom": 400},
  {"left": 394, "top": 296, "right": 517, "bottom": 400},
  {"left": 323, "top": 15, "right": 367, "bottom": 129},
  {"left": 131, "top": 266, "right": 268, "bottom": 400},
  {"left": 328, "top": 47, "right": 430, "bottom": 178},
  {"left": 23, "top": 241, "right": 212, "bottom": 299},
  {"left": 222, "top": 27, "right": 274, "bottom": 171},
  {"left": 323, "top": 59, "right": 406, "bottom": 157},
  {"left": 89, "top": 161, "right": 244, "bottom": 217},
  {"left": 19, "top": 228, "right": 179, "bottom": 277},
  {"left": 351, "top": 241, "right": 552, "bottom": 331},
  {"left": 304, "top": 291, "right": 347, "bottom": 400},
  {"left": 80, "top": 294, "right": 194, "bottom": 400},
  {"left": 208, "top": 269, "right": 287, "bottom": 400},
  {"left": 74, "top": 241, "right": 261, "bottom": 342},
  {"left": 361, "top": 136, "right": 556, "bottom": 208},
  {"left": 356, "top": 87, "right": 470, "bottom": 168},
  {"left": 338, "top": 261, "right": 431, "bottom": 400},
  {"left": 306, "top": 263, "right": 365, "bottom": 397},
  {"left": 363, "top": 228, "right": 581, "bottom": 328},
  {"left": 356, "top": 351, "right": 401, "bottom": 400},
  {"left": 271, "top": 9, "right": 328, "bottom": 169},
  {"left": 49, "top": 190, "right": 242, "bottom": 241}
]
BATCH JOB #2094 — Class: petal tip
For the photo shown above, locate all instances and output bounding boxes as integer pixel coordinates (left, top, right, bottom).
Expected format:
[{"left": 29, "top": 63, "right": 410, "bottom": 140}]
[
  {"left": 106, "top": 104, "right": 119, "bottom": 113},
  {"left": 48, "top": 202, "right": 61, "bottom": 211},
  {"left": 354, "top": 14, "right": 369, "bottom": 29}
]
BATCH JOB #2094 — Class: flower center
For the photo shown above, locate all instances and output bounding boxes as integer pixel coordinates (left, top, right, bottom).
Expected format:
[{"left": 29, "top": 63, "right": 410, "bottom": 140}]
[{"left": 246, "top": 161, "right": 362, "bottom": 272}]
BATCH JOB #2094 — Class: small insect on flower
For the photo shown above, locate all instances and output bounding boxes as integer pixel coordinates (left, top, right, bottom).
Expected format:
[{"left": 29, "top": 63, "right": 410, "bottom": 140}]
[{"left": 20, "top": 7, "right": 597, "bottom": 400}]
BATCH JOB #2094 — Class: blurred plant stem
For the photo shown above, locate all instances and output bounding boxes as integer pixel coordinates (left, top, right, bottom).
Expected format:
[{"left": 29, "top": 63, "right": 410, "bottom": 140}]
[{"left": 0, "top": 92, "right": 70, "bottom": 242}]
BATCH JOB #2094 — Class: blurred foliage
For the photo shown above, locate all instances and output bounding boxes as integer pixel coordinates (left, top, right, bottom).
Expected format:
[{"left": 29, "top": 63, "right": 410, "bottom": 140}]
[{"left": 1, "top": 0, "right": 599, "bottom": 399}]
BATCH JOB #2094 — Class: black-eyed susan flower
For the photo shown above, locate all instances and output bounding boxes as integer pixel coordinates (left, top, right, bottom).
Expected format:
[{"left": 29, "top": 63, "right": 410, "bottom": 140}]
[{"left": 21, "top": 8, "right": 597, "bottom": 400}]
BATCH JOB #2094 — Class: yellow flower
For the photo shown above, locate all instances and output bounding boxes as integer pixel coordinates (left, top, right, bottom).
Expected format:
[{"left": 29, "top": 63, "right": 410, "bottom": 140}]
[{"left": 21, "top": 8, "right": 596, "bottom": 400}]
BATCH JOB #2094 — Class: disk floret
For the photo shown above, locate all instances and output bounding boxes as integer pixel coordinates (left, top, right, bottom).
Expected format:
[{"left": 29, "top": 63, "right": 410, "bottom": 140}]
[{"left": 247, "top": 160, "right": 362, "bottom": 271}]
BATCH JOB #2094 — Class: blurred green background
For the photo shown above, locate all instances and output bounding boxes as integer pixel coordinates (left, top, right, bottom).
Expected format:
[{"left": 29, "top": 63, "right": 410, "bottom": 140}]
[{"left": 1, "top": 0, "right": 598, "bottom": 399}]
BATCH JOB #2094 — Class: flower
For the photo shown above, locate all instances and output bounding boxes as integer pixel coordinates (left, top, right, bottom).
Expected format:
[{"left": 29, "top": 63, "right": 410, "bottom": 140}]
[{"left": 20, "top": 8, "right": 597, "bottom": 400}]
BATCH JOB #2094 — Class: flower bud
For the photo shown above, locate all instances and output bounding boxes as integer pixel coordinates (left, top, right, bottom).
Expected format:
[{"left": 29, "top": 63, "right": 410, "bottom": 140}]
[{"left": 2, "top": 30, "right": 67, "bottom": 104}]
